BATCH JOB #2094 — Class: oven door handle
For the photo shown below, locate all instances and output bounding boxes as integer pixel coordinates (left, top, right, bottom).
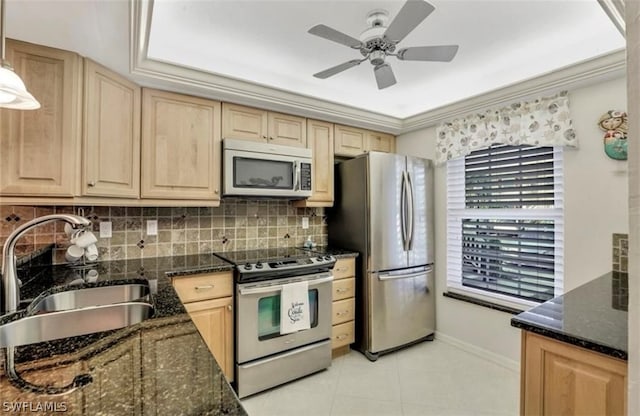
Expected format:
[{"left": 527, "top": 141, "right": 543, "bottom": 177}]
[{"left": 238, "top": 275, "right": 334, "bottom": 295}]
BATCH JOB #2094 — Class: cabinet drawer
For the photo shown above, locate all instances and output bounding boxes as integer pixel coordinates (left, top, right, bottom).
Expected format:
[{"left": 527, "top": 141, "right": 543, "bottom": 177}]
[
  {"left": 172, "top": 272, "right": 233, "bottom": 303},
  {"left": 332, "top": 321, "right": 355, "bottom": 349},
  {"left": 333, "top": 278, "right": 355, "bottom": 301},
  {"left": 332, "top": 298, "right": 355, "bottom": 325},
  {"left": 333, "top": 258, "right": 355, "bottom": 280}
]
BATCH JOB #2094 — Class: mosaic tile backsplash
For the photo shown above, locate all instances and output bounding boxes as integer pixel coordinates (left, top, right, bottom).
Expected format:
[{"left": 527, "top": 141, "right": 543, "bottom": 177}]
[
  {"left": 612, "top": 233, "right": 629, "bottom": 272},
  {"left": 0, "top": 200, "right": 327, "bottom": 265}
]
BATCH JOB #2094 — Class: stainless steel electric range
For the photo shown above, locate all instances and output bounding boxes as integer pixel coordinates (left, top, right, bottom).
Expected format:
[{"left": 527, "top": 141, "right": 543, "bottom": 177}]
[{"left": 214, "top": 248, "right": 336, "bottom": 398}]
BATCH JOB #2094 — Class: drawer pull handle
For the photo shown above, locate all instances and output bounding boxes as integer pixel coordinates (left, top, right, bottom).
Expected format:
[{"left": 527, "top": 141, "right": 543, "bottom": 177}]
[
  {"left": 195, "top": 285, "right": 214, "bottom": 291},
  {"left": 336, "top": 334, "right": 349, "bottom": 340},
  {"left": 336, "top": 288, "right": 349, "bottom": 293},
  {"left": 336, "top": 310, "right": 350, "bottom": 316},
  {"left": 335, "top": 268, "right": 348, "bottom": 272}
]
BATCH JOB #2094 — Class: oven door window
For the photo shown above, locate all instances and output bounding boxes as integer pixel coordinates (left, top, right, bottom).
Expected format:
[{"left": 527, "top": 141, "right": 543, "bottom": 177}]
[
  {"left": 257, "top": 289, "right": 318, "bottom": 340},
  {"left": 233, "top": 157, "right": 294, "bottom": 190}
]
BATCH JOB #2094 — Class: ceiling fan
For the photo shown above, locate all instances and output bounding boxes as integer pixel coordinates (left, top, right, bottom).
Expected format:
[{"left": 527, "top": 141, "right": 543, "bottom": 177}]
[{"left": 308, "top": 0, "right": 459, "bottom": 90}]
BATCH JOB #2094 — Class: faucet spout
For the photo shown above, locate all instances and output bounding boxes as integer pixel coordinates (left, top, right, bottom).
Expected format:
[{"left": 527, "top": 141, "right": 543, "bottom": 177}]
[{"left": 1, "top": 214, "right": 91, "bottom": 316}]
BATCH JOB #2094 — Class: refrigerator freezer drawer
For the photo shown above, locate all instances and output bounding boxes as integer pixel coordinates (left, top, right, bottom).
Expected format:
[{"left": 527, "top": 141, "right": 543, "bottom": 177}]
[{"left": 368, "top": 267, "right": 435, "bottom": 354}]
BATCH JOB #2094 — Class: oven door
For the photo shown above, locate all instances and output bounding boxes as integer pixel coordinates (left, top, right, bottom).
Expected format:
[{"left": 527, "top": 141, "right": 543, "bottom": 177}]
[
  {"left": 223, "top": 148, "right": 312, "bottom": 197},
  {"left": 236, "top": 272, "right": 333, "bottom": 364}
]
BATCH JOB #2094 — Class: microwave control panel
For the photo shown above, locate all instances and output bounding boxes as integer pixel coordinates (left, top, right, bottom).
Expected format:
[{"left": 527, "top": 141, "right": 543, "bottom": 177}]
[{"left": 300, "top": 163, "right": 312, "bottom": 190}]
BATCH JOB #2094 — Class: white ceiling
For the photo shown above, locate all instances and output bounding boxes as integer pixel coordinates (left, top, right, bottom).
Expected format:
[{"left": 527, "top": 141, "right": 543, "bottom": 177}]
[
  {"left": 5, "top": 0, "right": 624, "bottom": 123},
  {"left": 145, "top": 0, "right": 624, "bottom": 118}
]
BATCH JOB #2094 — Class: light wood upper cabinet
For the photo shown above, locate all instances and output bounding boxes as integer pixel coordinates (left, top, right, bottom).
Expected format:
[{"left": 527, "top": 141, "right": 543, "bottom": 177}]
[
  {"left": 267, "top": 111, "right": 306, "bottom": 147},
  {"left": 334, "top": 124, "right": 367, "bottom": 157},
  {"left": 141, "top": 89, "right": 222, "bottom": 201},
  {"left": 221, "top": 103, "right": 267, "bottom": 142},
  {"left": 366, "top": 131, "right": 395, "bottom": 153},
  {"left": 0, "top": 39, "right": 82, "bottom": 197},
  {"left": 521, "top": 331, "right": 627, "bottom": 416},
  {"left": 294, "top": 119, "right": 334, "bottom": 207},
  {"left": 222, "top": 103, "right": 306, "bottom": 147},
  {"left": 83, "top": 59, "right": 141, "bottom": 198}
]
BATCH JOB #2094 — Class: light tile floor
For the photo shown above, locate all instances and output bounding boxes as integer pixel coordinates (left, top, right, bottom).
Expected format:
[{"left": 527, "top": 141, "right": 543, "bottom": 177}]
[{"left": 240, "top": 339, "right": 519, "bottom": 416}]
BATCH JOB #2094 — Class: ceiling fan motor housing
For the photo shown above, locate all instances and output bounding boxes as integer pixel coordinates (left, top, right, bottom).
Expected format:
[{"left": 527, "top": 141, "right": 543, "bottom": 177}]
[{"left": 369, "top": 50, "right": 386, "bottom": 66}]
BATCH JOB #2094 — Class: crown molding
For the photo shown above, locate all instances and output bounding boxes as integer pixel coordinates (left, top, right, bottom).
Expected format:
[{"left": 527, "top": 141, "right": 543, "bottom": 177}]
[
  {"left": 131, "top": 0, "right": 626, "bottom": 136},
  {"left": 598, "top": 0, "right": 625, "bottom": 36},
  {"left": 401, "top": 49, "right": 626, "bottom": 134},
  {"left": 130, "top": 0, "right": 402, "bottom": 134}
]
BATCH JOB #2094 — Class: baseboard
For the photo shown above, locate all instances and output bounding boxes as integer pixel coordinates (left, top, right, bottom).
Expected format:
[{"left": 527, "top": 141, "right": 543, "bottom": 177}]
[{"left": 435, "top": 331, "right": 520, "bottom": 373}]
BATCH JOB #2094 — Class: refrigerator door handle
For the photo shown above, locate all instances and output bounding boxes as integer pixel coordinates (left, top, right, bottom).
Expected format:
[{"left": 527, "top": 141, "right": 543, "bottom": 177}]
[
  {"left": 406, "top": 171, "right": 415, "bottom": 250},
  {"left": 400, "top": 171, "right": 408, "bottom": 250},
  {"left": 377, "top": 270, "right": 427, "bottom": 281}
]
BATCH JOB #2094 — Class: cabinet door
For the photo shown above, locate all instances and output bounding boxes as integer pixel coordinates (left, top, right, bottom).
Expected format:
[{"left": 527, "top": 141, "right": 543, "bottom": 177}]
[
  {"left": 141, "top": 89, "right": 221, "bottom": 200},
  {"left": 366, "top": 131, "right": 395, "bottom": 153},
  {"left": 522, "top": 332, "right": 627, "bottom": 416},
  {"left": 294, "top": 119, "right": 334, "bottom": 207},
  {"left": 0, "top": 40, "right": 82, "bottom": 196},
  {"left": 84, "top": 334, "right": 142, "bottom": 415},
  {"left": 267, "top": 111, "right": 306, "bottom": 147},
  {"left": 83, "top": 59, "right": 141, "bottom": 197},
  {"left": 184, "top": 297, "right": 234, "bottom": 381},
  {"left": 221, "top": 103, "right": 268, "bottom": 142},
  {"left": 334, "top": 124, "right": 367, "bottom": 157}
]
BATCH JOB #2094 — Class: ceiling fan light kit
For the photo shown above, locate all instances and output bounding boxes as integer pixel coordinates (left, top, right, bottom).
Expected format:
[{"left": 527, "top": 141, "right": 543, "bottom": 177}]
[{"left": 308, "top": 0, "right": 459, "bottom": 90}]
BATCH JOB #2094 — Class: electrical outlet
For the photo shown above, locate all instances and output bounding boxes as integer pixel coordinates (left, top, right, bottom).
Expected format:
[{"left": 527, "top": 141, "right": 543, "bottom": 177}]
[
  {"left": 99, "top": 221, "right": 112, "bottom": 238},
  {"left": 146, "top": 220, "right": 158, "bottom": 236},
  {"left": 302, "top": 217, "right": 309, "bottom": 229}
]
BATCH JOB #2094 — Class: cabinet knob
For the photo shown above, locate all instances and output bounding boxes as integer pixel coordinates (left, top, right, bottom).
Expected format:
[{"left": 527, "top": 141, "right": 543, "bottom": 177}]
[
  {"left": 269, "top": 137, "right": 273, "bottom": 140},
  {"left": 87, "top": 181, "right": 96, "bottom": 187},
  {"left": 262, "top": 135, "right": 267, "bottom": 139},
  {"left": 227, "top": 304, "right": 232, "bottom": 311},
  {"left": 214, "top": 189, "right": 219, "bottom": 194}
]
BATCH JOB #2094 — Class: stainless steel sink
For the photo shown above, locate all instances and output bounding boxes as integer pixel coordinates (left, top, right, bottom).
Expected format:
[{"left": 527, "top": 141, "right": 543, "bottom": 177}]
[
  {"left": 0, "top": 301, "right": 154, "bottom": 348},
  {"left": 26, "top": 282, "right": 151, "bottom": 315}
]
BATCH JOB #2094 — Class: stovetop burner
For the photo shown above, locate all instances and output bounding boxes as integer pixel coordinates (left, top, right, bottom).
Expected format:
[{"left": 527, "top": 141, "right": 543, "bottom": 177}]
[{"left": 214, "top": 248, "right": 335, "bottom": 283}]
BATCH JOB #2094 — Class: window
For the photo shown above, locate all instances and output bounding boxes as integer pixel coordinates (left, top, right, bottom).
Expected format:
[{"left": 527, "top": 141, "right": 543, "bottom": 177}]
[{"left": 447, "top": 144, "right": 564, "bottom": 308}]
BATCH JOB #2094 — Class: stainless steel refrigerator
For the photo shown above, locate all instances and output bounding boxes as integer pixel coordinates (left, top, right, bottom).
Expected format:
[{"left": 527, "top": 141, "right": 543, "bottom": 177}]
[{"left": 328, "top": 151, "right": 435, "bottom": 361}]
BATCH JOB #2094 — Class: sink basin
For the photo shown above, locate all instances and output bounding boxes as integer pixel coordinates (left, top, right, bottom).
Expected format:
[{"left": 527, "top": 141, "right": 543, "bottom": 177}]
[
  {"left": 0, "top": 301, "right": 154, "bottom": 347},
  {"left": 26, "top": 282, "right": 151, "bottom": 315}
]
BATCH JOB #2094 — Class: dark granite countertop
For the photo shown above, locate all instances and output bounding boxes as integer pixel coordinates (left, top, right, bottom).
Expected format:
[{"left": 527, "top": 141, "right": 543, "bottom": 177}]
[
  {"left": 511, "top": 271, "right": 628, "bottom": 360},
  {"left": 302, "top": 245, "right": 359, "bottom": 259},
  {"left": 1, "top": 253, "right": 245, "bottom": 415}
]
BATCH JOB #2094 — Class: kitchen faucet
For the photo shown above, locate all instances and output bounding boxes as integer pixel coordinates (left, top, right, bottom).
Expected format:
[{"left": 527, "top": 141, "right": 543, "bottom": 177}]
[
  {"left": 1, "top": 213, "right": 92, "bottom": 395},
  {"left": 1, "top": 214, "right": 91, "bottom": 315}
]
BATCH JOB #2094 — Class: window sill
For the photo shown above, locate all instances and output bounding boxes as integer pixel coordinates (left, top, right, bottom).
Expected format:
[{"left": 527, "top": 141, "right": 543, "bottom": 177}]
[{"left": 442, "top": 291, "right": 524, "bottom": 315}]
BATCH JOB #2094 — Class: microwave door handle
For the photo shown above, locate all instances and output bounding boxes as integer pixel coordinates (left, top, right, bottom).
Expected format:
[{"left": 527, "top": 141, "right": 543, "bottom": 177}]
[{"left": 293, "top": 160, "right": 300, "bottom": 191}]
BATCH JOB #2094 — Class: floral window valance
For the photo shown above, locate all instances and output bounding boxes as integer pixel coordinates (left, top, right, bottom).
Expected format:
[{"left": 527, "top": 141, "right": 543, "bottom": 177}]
[{"left": 435, "top": 90, "right": 577, "bottom": 165}]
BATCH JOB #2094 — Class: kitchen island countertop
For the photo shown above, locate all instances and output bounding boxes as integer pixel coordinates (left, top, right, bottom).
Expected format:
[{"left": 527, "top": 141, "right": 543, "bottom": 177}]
[{"left": 511, "top": 271, "right": 628, "bottom": 360}]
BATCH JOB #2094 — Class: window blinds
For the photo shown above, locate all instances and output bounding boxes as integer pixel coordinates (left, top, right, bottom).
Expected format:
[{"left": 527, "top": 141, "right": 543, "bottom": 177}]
[{"left": 447, "top": 145, "right": 564, "bottom": 306}]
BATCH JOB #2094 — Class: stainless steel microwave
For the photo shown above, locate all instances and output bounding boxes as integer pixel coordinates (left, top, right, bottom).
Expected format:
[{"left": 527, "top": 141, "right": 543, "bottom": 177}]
[{"left": 223, "top": 139, "right": 313, "bottom": 198}]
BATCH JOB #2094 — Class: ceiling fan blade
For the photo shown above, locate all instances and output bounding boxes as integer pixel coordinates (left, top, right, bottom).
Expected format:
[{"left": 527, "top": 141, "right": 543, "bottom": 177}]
[
  {"left": 384, "top": 0, "right": 435, "bottom": 44},
  {"left": 374, "top": 64, "right": 397, "bottom": 90},
  {"left": 313, "top": 59, "right": 363, "bottom": 79},
  {"left": 308, "top": 24, "right": 363, "bottom": 49},
  {"left": 397, "top": 45, "right": 459, "bottom": 62}
]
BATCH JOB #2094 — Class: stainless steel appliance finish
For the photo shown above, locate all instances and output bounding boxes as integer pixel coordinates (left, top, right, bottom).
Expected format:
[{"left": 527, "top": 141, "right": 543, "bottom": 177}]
[
  {"left": 236, "top": 271, "right": 333, "bottom": 363},
  {"left": 328, "top": 151, "right": 435, "bottom": 360},
  {"left": 214, "top": 248, "right": 335, "bottom": 398},
  {"left": 223, "top": 139, "right": 313, "bottom": 198}
]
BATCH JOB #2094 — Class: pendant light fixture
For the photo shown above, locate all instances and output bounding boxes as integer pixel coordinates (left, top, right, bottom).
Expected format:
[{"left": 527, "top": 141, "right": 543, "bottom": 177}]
[{"left": 0, "top": 0, "right": 39, "bottom": 109}]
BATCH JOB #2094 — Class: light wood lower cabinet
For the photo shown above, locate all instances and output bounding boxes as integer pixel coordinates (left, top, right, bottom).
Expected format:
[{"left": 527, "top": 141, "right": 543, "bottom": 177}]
[
  {"left": 331, "top": 258, "right": 356, "bottom": 356},
  {"left": 141, "top": 89, "right": 222, "bottom": 201},
  {"left": 521, "top": 331, "right": 627, "bottom": 416},
  {"left": 0, "top": 39, "right": 82, "bottom": 197},
  {"left": 172, "top": 271, "right": 234, "bottom": 381}
]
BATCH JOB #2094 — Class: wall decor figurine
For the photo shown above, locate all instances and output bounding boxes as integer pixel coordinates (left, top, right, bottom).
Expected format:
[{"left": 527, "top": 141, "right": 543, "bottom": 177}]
[{"left": 598, "top": 110, "right": 628, "bottom": 160}]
